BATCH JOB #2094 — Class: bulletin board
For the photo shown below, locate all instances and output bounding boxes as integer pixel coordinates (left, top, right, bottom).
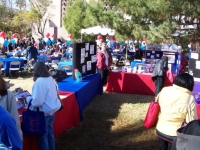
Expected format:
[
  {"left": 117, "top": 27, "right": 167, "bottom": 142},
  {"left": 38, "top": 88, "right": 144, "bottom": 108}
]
[
  {"left": 145, "top": 50, "right": 181, "bottom": 74},
  {"left": 72, "top": 42, "right": 97, "bottom": 80},
  {"left": 188, "top": 52, "right": 200, "bottom": 78}
]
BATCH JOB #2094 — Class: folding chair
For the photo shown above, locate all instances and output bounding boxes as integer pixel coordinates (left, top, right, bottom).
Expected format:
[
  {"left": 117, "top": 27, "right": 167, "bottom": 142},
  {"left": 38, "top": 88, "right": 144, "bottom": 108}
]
[
  {"left": 61, "top": 65, "right": 73, "bottom": 76},
  {"left": 9, "top": 61, "right": 21, "bottom": 78},
  {"left": 0, "top": 61, "right": 5, "bottom": 76}
]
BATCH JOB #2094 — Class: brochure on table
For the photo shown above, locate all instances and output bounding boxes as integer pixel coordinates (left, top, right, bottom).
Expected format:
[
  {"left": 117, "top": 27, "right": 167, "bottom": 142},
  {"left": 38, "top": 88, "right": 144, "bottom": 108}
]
[
  {"left": 15, "top": 90, "right": 31, "bottom": 109},
  {"left": 189, "top": 52, "right": 200, "bottom": 78},
  {"left": 72, "top": 42, "right": 97, "bottom": 80},
  {"left": 145, "top": 50, "right": 181, "bottom": 74}
]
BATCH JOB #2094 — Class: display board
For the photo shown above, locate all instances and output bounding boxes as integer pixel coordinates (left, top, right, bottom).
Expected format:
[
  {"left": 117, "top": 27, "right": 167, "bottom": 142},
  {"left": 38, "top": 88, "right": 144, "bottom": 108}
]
[
  {"left": 72, "top": 42, "right": 97, "bottom": 79},
  {"left": 145, "top": 50, "right": 181, "bottom": 74},
  {"left": 189, "top": 52, "right": 200, "bottom": 78}
]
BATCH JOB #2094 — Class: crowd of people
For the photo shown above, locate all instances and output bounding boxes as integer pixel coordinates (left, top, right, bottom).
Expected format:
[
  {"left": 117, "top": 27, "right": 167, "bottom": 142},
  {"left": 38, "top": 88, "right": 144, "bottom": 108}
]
[
  {"left": 0, "top": 37, "right": 72, "bottom": 63},
  {"left": 0, "top": 35, "right": 197, "bottom": 150}
]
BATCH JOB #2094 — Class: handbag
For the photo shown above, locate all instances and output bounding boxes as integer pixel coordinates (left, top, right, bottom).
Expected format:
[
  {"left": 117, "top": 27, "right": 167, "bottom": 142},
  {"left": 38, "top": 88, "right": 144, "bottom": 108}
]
[
  {"left": 144, "top": 96, "right": 160, "bottom": 129},
  {"left": 22, "top": 100, "right": 46, "bottom": 136}
]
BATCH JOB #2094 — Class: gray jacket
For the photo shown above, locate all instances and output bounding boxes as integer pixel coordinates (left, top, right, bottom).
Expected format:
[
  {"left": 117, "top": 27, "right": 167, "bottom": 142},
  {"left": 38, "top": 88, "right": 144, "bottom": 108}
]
[
  {"left": 0, "top": 90, "right": 23, "bottom": 140},
  {"left": 152, "top": 57, "right": 168, "bottom": 77}
]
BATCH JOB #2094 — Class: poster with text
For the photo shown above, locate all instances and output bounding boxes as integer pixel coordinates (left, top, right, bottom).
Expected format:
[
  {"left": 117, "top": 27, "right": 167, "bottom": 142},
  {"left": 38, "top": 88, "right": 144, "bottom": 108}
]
[
  {"left": 87, "top": 61, "right": 91, "bottom": 71},
  {"left": 91, "top": 55, "right": 97, "bottom": 63},
  {"left": 82, "top": 65, "right": 86, "bottom": 73},
  {"left": 81, "top": 48, "right": 85, "bottom": 64},
  {"left": 85, "top": 43, "right": 89, "bottom": 51},
  {"left": 90, "top": 45, "right": 94, "bottom": 54}
]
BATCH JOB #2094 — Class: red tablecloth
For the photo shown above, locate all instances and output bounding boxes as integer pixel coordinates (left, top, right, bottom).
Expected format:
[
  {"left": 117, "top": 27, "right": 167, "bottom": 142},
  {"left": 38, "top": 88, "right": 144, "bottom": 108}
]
[
  {"left": 106, "top": 71, "right": 173, "bottom": 95},
  {"left": 19, "top": 91, "right": 80, "bottom": 150}
]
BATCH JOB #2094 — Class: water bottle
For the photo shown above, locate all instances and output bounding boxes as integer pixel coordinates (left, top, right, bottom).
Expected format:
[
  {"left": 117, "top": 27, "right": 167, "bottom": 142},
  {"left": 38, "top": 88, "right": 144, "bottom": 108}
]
[
  {"left": 189, "top": 69, "right": 193, "bottom": 76},
  {"left": 75, "top": 71, "right": 82, "bottom": 82}
]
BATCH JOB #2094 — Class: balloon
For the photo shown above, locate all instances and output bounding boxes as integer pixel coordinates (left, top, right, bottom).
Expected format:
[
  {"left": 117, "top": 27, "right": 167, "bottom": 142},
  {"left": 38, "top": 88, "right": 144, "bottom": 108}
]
[
  {"left": 46, "top": 33, "right": 50, "bottom": 38},
  {"left": 14, "top": 38, "right": 18, "bottom": 43},
  {"left": 51, "top": 39, "right": 55, "bottom": 44},
  {"left": 11, "top": 39, "right": 16, "bottom": 44},
  {"left": 46, "top": 39, "right": 51, "bottom": 45},
  {"left": 112, "top": 36, "right": 116, "bottom": 40},
  {"left": 34, "top": 43, "right": 38, "bottom": 47},
  {"left": 52, "top": 34, "right": 55, "bottom": 38},
  {"left": 67, "top": 39, "right": 71, "bottom": 45},
  {"left": 0, "top": 31, "right": 6, "bottom": 38},
  {"left": 97, "top": 35, "right": 102, "bottom": 40},
  {"left": 69, "top": 34, "right": 73, "bottom": 39},
  {"left": 12, "top": 33, "right": 17, "bottom": 38},
  {"left": 0, "top": 37, "right": 4, "bottom": 44},
  {"left": 3, "top": 40, "right": 9, "bottom": 47}
]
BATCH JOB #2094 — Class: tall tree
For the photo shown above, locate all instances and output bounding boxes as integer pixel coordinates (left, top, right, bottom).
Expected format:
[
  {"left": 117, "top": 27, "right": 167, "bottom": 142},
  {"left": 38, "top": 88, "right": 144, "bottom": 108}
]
[
  {"left": 25, "top": 0, "right": 55, "bottom": 37},
  {"left": 63, "top": 0, "right": 87, "bottom": 40}
]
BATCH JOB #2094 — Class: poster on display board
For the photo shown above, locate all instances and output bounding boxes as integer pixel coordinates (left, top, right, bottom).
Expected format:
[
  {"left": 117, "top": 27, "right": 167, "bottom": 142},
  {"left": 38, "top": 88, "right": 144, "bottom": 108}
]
[
  {"left": 189, "top": 52, "right": 200, "bottom": 78},
  {"left": 163, "top": 52, "right": 176, "bottom": 64},
  {"left": 73, "top": 42, "right": 97, "bottom": 80},
  {"left": 145, "top": 50, "right": 180, "bottom": 74}
]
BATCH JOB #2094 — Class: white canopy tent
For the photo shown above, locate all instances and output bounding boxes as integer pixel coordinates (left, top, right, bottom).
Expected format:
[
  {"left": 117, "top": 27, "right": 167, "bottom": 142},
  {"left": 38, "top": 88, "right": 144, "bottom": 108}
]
[{"left": 80, "top": 26, "right": 115, "bottom": 42}]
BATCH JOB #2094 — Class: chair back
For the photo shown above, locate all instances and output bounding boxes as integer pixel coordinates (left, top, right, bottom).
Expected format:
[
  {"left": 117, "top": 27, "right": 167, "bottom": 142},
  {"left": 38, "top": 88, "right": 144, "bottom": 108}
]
[
  {"left": 10, "top": 61, "right": 21, "bottom": 68},
  {"left": 61, "top": 65, "right": 71, "bottom": 71},
  {"left": 52, "top": 60, "right": 59, "bottom": 64},
  {"left": 44, "top": 57, "right": 52, "bottom": 63}
]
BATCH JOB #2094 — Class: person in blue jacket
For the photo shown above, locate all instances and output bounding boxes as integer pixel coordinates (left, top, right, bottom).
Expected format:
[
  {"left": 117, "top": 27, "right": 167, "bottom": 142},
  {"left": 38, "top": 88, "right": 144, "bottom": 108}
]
[
  {"left": 26, "top": 41, "right": 38, "bottom": 62},
  {"left": 0, "top": 105, "right": 22, "bottom": 150}
]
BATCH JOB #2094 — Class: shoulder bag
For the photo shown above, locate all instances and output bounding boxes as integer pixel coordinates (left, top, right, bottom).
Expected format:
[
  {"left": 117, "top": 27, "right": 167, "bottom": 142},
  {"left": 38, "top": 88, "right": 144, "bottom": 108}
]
[
  {"left": 144, "top": 96, "right": 160, "bottom": 129},
  {"left": 22, "top": 100, "right": 46, "bottom": 136}
]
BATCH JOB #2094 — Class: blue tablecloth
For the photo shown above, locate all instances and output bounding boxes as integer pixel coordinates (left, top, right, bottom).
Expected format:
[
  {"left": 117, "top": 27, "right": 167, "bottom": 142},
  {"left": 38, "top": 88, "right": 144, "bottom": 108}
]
[
  {"left": 111, "top": 53, "right": 124, "bottom": 60},
  {"left": 58, "top": 61, "right": 73, "bottom": 69},
  {"left": 131, "top": 61, "right": 145, "bottom": 68},
  {"left": 58, "top": 73, "right": 103, "bottom": 120},
  {"left": 37, "top": 55, "right": 61, "bottom": 62},
  {"left": 0, "top": 58, "right": 24, "bottom": 75}
]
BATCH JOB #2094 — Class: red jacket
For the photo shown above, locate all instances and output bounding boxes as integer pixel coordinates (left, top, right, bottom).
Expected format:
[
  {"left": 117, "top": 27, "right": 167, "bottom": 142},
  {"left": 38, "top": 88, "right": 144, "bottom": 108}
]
[{"left": 96, "top": 50, "right": 112, "bottom": 69}]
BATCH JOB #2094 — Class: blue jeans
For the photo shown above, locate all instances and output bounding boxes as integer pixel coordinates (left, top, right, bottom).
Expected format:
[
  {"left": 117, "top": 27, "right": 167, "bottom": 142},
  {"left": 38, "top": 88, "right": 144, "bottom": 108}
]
[{"left": 38, "top": 114, "right": 55, "bottom": 150}]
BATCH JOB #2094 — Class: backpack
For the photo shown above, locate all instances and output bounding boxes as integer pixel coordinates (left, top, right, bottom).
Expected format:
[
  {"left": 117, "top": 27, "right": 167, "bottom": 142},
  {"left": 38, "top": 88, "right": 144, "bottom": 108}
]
[{"left": 49, "top": 69, "right": 68, "bottom": 82}]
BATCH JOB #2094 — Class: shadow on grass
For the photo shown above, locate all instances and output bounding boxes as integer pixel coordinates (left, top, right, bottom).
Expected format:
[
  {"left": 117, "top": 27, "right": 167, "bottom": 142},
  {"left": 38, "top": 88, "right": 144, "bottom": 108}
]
[
  {"left": 3, "top": 71, "right": 33, "bottom": 80},
  {"left": 56, "top": 92, "right": 158, "bottom": 150}
]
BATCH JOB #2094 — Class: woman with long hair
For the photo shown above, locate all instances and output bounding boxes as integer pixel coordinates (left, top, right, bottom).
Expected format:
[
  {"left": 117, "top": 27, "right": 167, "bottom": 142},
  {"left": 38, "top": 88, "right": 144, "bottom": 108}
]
[{"left": 29, "top": 61, "right": 61, "bottom": 150}]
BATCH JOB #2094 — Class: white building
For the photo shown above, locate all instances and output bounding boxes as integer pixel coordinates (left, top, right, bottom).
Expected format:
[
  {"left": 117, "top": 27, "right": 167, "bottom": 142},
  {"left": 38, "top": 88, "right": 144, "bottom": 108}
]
[{"left": 32, "top": 0, "right": 69, "bottom": 40}]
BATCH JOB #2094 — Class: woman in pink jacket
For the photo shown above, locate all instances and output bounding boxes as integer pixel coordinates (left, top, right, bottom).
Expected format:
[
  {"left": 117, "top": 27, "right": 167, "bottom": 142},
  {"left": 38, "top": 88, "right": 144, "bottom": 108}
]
[{"left": 96, "top": 42, "right": 112, "bottom": 86}]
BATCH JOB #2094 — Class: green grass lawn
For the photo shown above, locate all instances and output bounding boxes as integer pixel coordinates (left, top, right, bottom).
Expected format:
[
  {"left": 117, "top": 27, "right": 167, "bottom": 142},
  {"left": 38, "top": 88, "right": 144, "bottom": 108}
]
[{"left": 56, "top": 92, "right": 159, "bottom": 150}]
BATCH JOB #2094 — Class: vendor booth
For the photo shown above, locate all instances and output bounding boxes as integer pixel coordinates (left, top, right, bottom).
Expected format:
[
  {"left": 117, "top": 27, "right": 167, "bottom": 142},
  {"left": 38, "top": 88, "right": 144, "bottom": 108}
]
[{"left": 144, "top": 43, "right": 182, "bottom": 74}]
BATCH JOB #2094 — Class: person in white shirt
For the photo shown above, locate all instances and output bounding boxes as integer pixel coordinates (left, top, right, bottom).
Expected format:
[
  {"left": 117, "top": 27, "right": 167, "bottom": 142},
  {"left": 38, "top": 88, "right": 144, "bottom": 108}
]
[{"left": 28, "top": 61, "right": 61, "bottom": 150}]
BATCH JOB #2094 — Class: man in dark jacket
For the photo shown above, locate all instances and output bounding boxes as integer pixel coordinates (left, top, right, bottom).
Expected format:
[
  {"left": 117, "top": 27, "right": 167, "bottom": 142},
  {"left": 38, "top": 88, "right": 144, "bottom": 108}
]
[
  {"left": 26, "top": 42, "right": 38, "bottom": 61},
  {"left": 152, "top": 56, "right": 168, "bottom": 96}
]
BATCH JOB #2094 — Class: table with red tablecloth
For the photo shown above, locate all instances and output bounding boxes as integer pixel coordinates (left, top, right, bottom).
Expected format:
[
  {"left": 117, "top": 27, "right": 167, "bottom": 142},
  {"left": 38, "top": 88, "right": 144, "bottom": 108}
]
[
  {"left": 19, "top": 91, "right": 80, "bottom": 150},
  {"left": 106, "top": 71, "right": 174, "bottom": 95}
]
